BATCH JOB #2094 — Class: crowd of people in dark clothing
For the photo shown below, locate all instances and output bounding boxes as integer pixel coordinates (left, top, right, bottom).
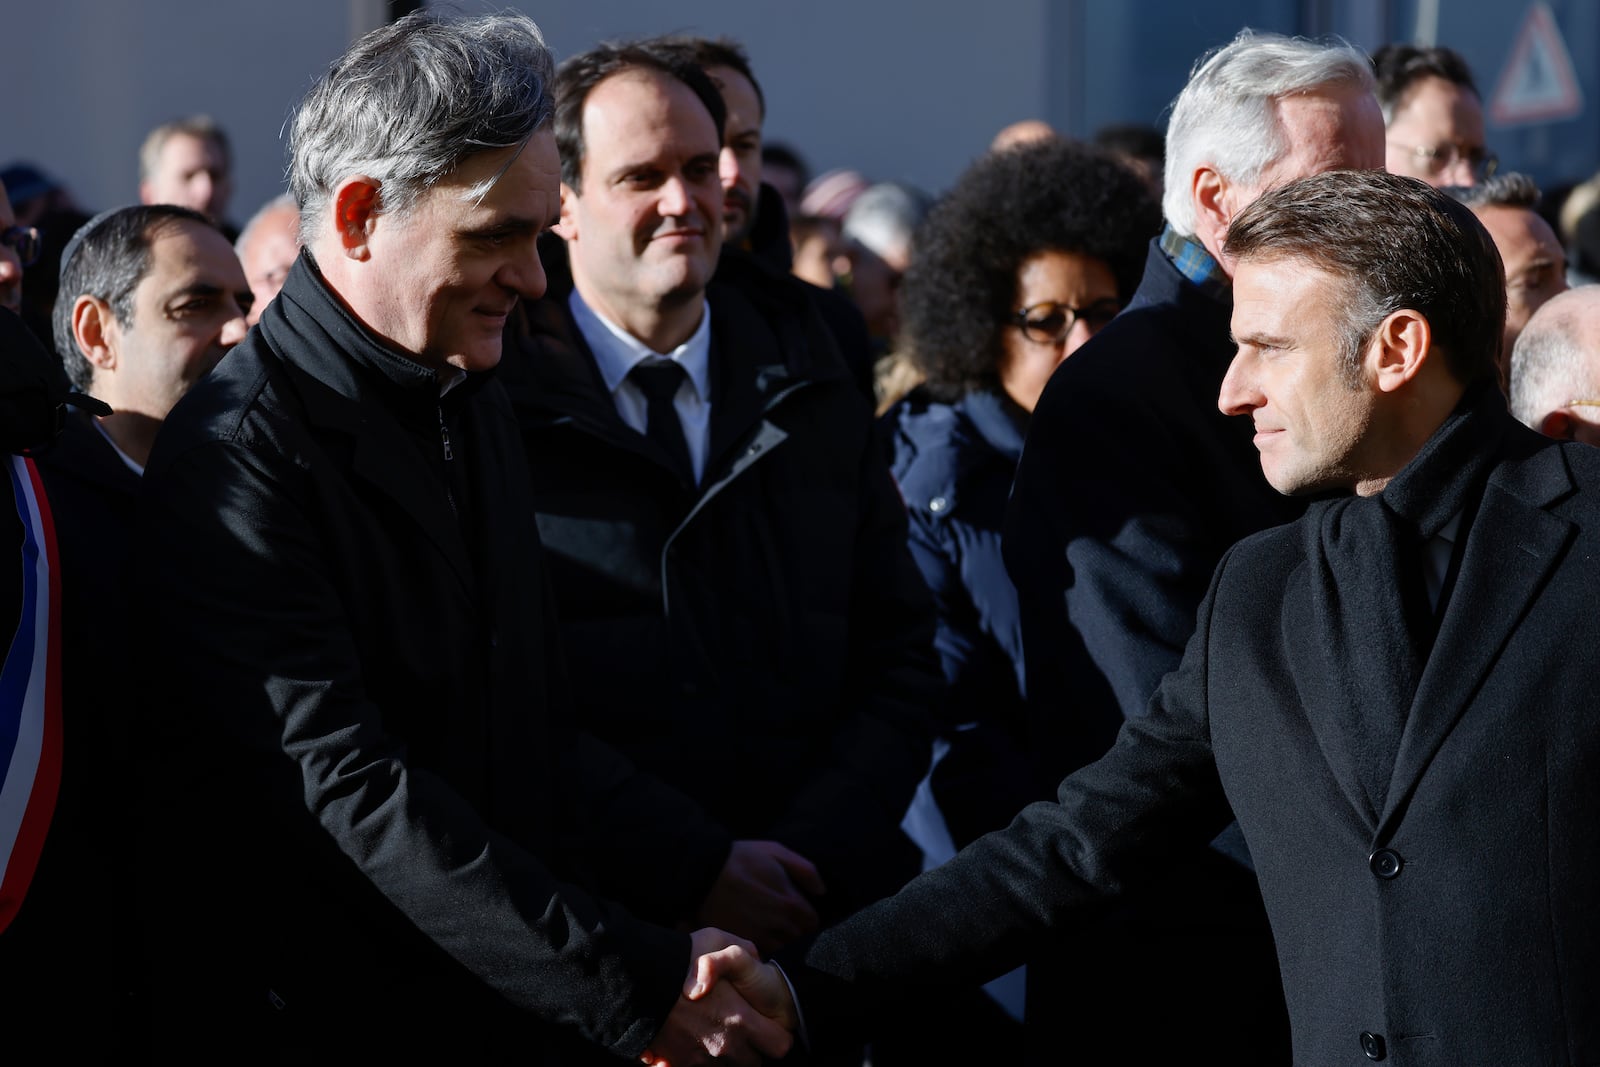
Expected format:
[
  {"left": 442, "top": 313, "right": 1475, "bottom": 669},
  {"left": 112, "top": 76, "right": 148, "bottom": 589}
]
[{"left": 5, "top": 10, "right": 1600, "bottom": 1066}]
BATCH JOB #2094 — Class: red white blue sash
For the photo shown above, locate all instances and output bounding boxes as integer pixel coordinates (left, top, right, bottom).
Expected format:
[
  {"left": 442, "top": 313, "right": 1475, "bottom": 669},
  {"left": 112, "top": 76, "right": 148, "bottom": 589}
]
[{"left": 0, "top": 455, "right": 63, "bottom": 934}]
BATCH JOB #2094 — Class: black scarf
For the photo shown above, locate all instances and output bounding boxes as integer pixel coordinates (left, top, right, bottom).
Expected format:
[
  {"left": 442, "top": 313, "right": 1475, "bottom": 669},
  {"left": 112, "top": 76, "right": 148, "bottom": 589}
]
[{"left": 1305, "top": 380, "right": 1507, "bottom": 814}]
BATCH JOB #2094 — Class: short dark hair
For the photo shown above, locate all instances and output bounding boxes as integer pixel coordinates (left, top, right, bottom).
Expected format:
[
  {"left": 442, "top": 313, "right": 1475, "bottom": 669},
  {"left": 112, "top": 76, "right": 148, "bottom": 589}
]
[
  {"left": 762, "top": 142, "right": 808, "bottom": 182},
  {"left": 1093, "top": 123, "right": 1165, "bottom": 168},
  {"left": 661, "top": 36, "right": 765, "bottom": 118},
  {"left": 901, "top": 140, "right": 1160, "bottom": 400},
  {"left": 53, "top": 204, "right": 215, "bottom": 390},
  {"left": 554, "top": 40, "right": 727, "bottom": 192},
  {"left": 1371, "top": 44, "right": 1479, "bottom": 122},
  {"left": 1443, "top": 171, "right": 1540, "bottom": 211},
  {"left": 1224, "top": 170, "right": 1503, "bottom": 387}
]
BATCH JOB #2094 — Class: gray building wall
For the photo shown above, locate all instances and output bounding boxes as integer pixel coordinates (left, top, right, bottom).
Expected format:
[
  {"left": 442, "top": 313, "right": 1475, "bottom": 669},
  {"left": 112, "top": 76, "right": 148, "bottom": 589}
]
[{"left": 4, "top": 1, "right": 1596, "bottom": 224}]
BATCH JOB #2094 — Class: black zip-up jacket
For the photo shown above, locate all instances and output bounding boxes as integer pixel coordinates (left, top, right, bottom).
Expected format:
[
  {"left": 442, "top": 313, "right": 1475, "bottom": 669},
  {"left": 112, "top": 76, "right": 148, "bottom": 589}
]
[{"left": 129, "top": 255, "right": 718, "bottom": 1063}]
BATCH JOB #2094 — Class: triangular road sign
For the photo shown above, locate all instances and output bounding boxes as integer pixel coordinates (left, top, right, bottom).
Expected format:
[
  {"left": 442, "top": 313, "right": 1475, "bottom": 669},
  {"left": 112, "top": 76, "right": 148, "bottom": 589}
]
[{"left": 1491, "top": 2, "right": 1583, "bottom": 125}]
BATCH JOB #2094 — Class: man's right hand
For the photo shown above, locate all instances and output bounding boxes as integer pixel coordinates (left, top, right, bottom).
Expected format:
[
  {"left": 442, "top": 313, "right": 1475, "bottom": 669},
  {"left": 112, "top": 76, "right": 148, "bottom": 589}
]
[
  {"left": 639, "top": 929, "right": 794, "bottom": 1067},
  {"left": 688, "top": 938, "right": 799, "bottom": 1033},
  {"left": 695, "top": 840, "right": 825, "bottom": 955}
]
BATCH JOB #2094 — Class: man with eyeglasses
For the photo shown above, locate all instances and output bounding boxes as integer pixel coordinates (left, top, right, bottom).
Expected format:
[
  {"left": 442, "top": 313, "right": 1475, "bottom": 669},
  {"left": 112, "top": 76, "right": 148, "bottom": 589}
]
[
  {"left": 0, "top": 181, "right": 40, "bottom": 316},
  {"left": 1445, "top": 173, "right": 1567, "bottom": 388},
  {"left": 1373, "top": 43, "right": 1494, "bottom": 187},
  {"left": 1001, "top": 30, "right": 1384, "bottom": 1062}
]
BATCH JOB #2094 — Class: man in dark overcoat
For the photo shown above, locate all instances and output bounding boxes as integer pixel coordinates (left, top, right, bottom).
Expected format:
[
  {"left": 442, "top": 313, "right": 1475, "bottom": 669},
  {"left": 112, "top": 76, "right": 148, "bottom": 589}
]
[{"left": 701, "top": 169, "right": 1600, "bottom": 1067}]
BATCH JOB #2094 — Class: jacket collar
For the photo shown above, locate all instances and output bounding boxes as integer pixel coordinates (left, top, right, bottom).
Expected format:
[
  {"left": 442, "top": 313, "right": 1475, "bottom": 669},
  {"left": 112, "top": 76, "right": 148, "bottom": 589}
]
[
  {"left": 257, "top": 252, "right": 481, "bottom": 595},
  {"left": 958, "top": 389, "right": 1028, "bottom": 463},
  {"left": 1286, "top": 384, "right": 1575, "bottom": 836},
  {"left": 259, "top": 253, "right": 492, "bottom": 434},
  {"left": 509, "top": 236, "right": 848, "bottom": 464}
]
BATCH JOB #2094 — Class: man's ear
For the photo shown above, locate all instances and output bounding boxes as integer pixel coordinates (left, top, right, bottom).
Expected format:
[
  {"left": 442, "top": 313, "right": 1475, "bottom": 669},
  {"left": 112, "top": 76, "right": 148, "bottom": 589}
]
[
  {"left": 1539, "top": 409, "right": 1576, "bottom": 441},
  {"left": 330, "top": 176, "right": 382, "bottom": 260},
  {"left": 1190, "top": 165, "right": 1234, "bottom": 265},
  {"left": 1369, "top": 308, "right": 1431, "bottom": 393},
  {"left": 73, "top": 295, "right": 118, "bottom": 373},
  {"left": 1192, "top": 166, "right": 1228, "bottom": 233},
  {"left": 552, "top": 182, "right": 579, "bottom": 242}
]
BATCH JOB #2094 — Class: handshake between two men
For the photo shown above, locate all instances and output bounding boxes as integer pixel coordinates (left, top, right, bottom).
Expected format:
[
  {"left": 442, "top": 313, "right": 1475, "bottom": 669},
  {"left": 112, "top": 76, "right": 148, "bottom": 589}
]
[
  {"left": 642, "top": 928, "right": 800, "bottom": 1067},
  {"left": 641, "top": 837, "right": 817, "bottom": 1066}
]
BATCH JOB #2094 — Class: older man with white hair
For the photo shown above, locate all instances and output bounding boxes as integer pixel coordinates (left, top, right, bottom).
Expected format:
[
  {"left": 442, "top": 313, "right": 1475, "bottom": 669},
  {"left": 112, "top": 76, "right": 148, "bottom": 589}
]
[
  {"left": 1001, "top": 28, "right": 1385, "bottom": 1062},
  {"left": 1509, "top": 285, "right": 1600, "bottom": 445}
]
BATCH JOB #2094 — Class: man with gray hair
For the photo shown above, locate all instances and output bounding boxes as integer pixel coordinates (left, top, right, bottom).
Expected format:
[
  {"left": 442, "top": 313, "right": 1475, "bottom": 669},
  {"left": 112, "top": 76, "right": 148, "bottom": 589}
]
[
  {"left": 1509, "top": 285, "right": 1600, "bottom": 445},
  {"left": 1002, "top": 29, "right": 1383, "bottom": 1061},
  {"left": 1444, "top": 173, "right": 1567, "bottom": 387},
  {"left": 840, "top": 181, "right": 928, "bottom": 349},
  {"left": 234, "top": 192, "right": 301, "bottom": 326},
  {"left": 10, "top": 201, "right": 246, "bottom": 1054},
  {"left": 128, "top": 12, "right": 790, "bottom": 1064},
  {"left": 137, "top": 114, "right": 236, "bottom": 235}
]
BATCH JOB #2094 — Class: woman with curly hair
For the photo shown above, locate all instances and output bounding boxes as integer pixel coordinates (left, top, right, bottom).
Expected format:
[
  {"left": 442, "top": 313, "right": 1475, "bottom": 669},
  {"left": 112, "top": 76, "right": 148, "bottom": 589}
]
[
  {"left": 889, "top": 139, "right": 1159, "bottom": 851},
  {"left": 874, "top": 138, "right": 1157, "bottom": 1064}
]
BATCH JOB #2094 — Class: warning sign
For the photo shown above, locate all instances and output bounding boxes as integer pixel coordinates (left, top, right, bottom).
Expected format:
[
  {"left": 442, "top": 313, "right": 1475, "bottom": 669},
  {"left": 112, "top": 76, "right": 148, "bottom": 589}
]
[{"left": 1491, "top": 2, "right": 1583, "bottom": 125}]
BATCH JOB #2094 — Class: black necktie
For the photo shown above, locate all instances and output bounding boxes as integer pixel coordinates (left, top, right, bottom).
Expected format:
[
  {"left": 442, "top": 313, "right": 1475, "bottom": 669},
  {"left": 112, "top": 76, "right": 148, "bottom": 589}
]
[{"left": 629, "top": 360, "right": 694, "bottom": 485}]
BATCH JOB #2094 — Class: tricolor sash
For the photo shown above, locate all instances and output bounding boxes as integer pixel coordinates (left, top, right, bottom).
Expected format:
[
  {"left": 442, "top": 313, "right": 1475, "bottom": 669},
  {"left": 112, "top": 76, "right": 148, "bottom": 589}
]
[{"left": 0, "top": 455, "right": 62, "bottom": 934}]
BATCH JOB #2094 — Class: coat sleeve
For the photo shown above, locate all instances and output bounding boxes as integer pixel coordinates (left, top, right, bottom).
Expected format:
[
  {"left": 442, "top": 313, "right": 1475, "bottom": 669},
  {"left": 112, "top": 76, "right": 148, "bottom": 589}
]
[
  {"left": 783, "top": 547, "right": 1242, "bottom": 1045},
  {"left": 764, "top": 435, "right": 943, "bottom": 918},
  {"left": 134, "top": 437, "right": 687, "bottom": 1058}
]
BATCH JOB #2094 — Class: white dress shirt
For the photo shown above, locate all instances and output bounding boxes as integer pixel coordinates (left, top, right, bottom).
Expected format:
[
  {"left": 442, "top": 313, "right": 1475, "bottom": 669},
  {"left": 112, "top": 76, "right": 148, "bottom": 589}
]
[{"left": 569, "top": 287, "right": 713, "bottom": 484}]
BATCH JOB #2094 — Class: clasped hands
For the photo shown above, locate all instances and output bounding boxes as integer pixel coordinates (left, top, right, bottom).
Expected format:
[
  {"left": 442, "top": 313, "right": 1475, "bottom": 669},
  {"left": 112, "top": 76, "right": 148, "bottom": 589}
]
[
  {"left": 640, "top": 927, "right": 799, "bottom": 1067},
  {"left": 643, "top": 839, "right": 819, "bottom": 1065}
]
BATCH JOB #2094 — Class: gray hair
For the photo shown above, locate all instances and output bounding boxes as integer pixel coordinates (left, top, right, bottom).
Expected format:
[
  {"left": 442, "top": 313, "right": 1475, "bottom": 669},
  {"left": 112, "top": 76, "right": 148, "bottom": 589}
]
[
  {"left": 1162, "top": 30, "right": 1375, "bottom": 235},
  {"left": 288, "top": 10, "right": 555, "bottom": 242},
  {"left": 1443, "top": 172, "right": 1540, "bottom": 211},
  {"left": 842, "top": 182, "right": 931, "bottom": 265},
  {"left": 235, "top": 192, "right": 299, "bottom": 259},
  {"left": 53, "top": 204, "right": 215, "bottom": 391},
  {"left": 1508, "top": 290, "right": 1600, "bottom": 428},
  {"left": 140, "top": 115, "right": 231, "bottom": 183}
]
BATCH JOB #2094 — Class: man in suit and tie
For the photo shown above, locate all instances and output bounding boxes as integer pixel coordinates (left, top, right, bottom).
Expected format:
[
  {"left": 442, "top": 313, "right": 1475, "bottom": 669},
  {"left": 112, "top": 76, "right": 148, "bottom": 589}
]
[
  {"left": 498, "top": 39, "right": 939, "bottom": 958},
  {"left": 698, "top": 170, "right": 1600, "bottom": 1064}
]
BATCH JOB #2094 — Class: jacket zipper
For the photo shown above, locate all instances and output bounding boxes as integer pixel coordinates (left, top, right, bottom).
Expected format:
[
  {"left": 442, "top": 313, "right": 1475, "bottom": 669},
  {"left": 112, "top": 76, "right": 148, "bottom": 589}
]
[{"left": 439, "top": 405, "right": 457, "bottom": 517}]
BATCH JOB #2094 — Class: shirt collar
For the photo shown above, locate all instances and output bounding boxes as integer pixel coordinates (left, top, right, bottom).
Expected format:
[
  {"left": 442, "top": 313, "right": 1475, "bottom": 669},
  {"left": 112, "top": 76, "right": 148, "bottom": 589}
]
[
  {"left": 1158, "top": 223, "right": 1232, "bottom": 302},
  {"left": 568, "top": 287, "right": 712, "bottom": 403},
  {"left": 92, "top": 417, "right": 145, "bottom": 477}
]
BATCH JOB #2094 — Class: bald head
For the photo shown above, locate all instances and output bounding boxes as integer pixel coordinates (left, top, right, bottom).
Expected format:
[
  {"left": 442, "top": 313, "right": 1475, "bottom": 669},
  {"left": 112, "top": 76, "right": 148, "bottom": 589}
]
[
  {"left": 1509, "top": 286, "right": 1600, "bottom": 445},
  {"left": 991, "top": 119, "right": 1056, "bottom": 152}
]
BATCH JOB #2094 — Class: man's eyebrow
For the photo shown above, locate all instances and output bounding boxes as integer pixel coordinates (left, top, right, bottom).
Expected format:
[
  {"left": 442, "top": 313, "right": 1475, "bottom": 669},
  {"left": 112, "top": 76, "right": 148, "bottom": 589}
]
[
  {"left": 163, "top": 281, "right": 253, "bottom": 311},
  {"left": 162, "top": 282, "right": 225, "bottom": 306},
  {"left": 460, "top": 217, "right": 542, "bottom": 238},
  {"left": 1230, "top": 330, "right": 1293, "bottom": 347}
]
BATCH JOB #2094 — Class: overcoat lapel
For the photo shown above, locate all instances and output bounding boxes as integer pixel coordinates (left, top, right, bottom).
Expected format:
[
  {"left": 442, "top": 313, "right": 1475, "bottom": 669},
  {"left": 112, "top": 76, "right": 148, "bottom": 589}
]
[
  {"left": 1282, "top": 555, "right": 1391, "bottom": 832},
  {"left": 1377, "top": 452, "right": 1575, "bottom": 832}
]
